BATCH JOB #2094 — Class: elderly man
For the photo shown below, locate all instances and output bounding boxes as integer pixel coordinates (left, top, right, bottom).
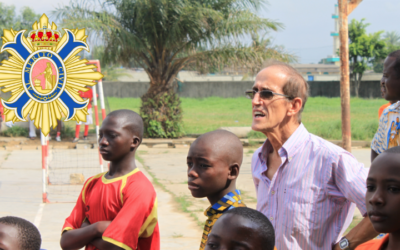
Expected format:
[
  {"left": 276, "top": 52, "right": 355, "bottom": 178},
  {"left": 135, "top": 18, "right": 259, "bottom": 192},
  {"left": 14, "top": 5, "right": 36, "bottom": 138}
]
[{"left": 248, "top": 62, "right": 377, "bottom": 250}]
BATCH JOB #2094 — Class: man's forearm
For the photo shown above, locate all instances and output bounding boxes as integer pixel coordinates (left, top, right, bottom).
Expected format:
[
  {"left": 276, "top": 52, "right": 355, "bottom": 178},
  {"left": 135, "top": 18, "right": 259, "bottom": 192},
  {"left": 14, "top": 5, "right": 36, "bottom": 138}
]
[
  {"left": 60, "top": 224, "right": 99, "bottom": 250},
  {"left": 337, "top": 217, "right": 378, "bottom": 250},
  {"left": 90, "top": 238, "right": 124, "bottom": 250}
]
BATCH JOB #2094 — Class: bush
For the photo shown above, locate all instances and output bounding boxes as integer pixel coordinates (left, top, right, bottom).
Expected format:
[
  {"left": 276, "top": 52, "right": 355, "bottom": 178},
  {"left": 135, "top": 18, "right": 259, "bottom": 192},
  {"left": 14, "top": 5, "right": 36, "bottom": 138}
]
[{"left": 1, "top": 126, "right": 29, "bottom": 137}]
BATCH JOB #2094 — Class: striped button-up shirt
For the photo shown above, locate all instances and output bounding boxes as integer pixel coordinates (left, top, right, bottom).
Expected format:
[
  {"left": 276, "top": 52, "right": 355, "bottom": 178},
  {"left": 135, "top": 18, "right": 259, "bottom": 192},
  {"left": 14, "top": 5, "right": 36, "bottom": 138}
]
[{"left": 252, "top": 124, "right": 368, "bottom": 250}]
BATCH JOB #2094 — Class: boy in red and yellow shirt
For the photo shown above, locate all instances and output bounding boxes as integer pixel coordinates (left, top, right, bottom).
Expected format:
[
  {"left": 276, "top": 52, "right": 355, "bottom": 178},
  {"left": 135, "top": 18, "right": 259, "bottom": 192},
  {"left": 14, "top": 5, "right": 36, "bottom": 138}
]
[{"left": 61, "top": 110, "right": 159, "bottom": 250}]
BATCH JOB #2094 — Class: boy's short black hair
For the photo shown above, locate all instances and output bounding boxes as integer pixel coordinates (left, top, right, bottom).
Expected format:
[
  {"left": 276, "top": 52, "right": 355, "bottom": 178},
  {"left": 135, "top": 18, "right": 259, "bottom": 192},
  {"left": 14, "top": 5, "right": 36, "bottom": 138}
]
[
  {"left": 383, "top": 145, "right": 400, "bottom": 154},
  {"left": 388, "top": 50, "right": 400, "bottom": 78},
  {"left": 224, "top": 207, "right": 275, "bottom": 250},
  {"left": 107, "top": 109, "right": 144, "bottom": 143},
  {"left": 0, "top": 216, "right": 41, "bottom": 250}
]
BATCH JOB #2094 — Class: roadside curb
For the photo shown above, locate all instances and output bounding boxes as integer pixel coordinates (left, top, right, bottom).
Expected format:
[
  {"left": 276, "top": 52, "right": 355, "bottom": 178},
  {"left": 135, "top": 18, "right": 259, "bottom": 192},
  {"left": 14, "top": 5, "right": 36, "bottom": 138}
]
[{"left": 0, "top": 137, "right": 372, "bottom": 150}]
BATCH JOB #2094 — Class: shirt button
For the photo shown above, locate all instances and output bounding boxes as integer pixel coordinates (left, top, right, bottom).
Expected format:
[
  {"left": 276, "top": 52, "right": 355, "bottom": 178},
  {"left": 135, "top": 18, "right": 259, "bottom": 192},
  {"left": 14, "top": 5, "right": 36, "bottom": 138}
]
[
  {"left": 270, "top": 217, "right": 273, "bottom": 220},
  {"left": 271, "top": 191, "right": 275, "bottom": 195}
]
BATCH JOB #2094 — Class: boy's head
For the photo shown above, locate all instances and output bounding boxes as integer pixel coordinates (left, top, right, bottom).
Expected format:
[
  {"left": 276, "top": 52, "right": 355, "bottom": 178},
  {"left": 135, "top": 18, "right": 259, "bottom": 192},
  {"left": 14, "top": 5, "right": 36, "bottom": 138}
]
[
  {"left": 366, "top": 146, "right": 400, "bottom": 234},
  {"left": 205, "top": 207, "right": 275, "bottom": 250},
  {"left": 99, "top": 109, "right": 143, "bottom": 161},
  {"left": 382, "top": 50, "right": 400, "bottom": 102},
  {"left": 187, "top": 130, "right": 243, "bottom": 201},
  {"left": 0, "top": 216, "right": 41, "bottom": 250}
]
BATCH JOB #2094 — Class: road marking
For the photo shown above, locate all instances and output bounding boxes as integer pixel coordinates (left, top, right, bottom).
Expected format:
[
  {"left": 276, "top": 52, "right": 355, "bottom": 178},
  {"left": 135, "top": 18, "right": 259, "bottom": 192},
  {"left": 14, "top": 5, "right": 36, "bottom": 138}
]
[{"left": 34, "top": 203, "right": 45, "bottom": 228}]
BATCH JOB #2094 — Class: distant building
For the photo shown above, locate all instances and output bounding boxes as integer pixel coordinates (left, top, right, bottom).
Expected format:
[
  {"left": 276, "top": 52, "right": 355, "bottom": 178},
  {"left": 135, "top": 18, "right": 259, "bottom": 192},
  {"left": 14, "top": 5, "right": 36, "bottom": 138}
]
[
  {"left": 319, "top": 3, "right": 340, "bottom": 65},
  {"left": 291, "top": 64, "right": 340, "bottom": 75}
]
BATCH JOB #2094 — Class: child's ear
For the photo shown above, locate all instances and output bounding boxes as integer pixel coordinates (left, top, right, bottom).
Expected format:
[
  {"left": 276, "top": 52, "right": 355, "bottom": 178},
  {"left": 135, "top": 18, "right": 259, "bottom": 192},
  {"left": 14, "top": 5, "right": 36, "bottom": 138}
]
[
  {"left": 228, "top": 164, "right": 239, "bottom": 180},
  {"left": 131, "top": 136, "right": 140, "bottom": 151}
]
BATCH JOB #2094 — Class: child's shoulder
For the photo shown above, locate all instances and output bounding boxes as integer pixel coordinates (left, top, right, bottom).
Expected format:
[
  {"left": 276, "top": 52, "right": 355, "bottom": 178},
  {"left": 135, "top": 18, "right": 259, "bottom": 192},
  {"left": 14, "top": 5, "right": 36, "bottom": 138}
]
[
  {"left": 124, "top": 169, "right": 156, "bottom": 192},
  {"left": 355, "top": 234, "right": 389, "bottom": 250}
]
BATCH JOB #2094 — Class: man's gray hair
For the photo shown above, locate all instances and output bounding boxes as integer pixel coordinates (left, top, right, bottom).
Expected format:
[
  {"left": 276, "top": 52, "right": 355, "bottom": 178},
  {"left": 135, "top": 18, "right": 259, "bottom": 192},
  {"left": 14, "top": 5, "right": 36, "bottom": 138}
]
[{"left": 263, "top": 60, "right": 309, "bottom": 123}]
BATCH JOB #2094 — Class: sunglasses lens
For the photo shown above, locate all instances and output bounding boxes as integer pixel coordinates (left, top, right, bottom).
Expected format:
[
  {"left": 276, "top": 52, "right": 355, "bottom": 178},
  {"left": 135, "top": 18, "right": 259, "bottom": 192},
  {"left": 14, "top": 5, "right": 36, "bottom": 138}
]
[
  {"left": 245, "top": 91, "right": 254, "bottom": 99},
  {"left": 260, "top": 91, "right": 273, "bottom": 99}
]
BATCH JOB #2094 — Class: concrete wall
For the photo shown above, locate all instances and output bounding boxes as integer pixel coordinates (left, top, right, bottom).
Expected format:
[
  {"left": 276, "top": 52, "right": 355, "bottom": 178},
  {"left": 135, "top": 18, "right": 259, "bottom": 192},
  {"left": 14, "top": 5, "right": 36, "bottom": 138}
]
[{"left": 102, "top": 80, "right": 381, "bottom": 98}]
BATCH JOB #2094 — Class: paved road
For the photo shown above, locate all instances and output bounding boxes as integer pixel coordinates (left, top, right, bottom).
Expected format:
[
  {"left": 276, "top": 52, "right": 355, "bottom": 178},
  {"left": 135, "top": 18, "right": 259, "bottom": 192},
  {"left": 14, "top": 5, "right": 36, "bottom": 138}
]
[{"left": 0, "top": 147, "right": 371, "bottom": 249}]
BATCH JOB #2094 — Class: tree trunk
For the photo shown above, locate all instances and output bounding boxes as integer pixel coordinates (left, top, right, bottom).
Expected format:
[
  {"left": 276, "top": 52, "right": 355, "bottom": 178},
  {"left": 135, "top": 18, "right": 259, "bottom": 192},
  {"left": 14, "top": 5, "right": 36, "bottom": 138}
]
[
  {"left": 140, "top": 79, "right": 185, "bottom": 138},
  {"left": 355, "top": 72, "right": 363, "bottom": 98},
  {"left": 355, "top": 73, "right": 359, "bottom": 98}
]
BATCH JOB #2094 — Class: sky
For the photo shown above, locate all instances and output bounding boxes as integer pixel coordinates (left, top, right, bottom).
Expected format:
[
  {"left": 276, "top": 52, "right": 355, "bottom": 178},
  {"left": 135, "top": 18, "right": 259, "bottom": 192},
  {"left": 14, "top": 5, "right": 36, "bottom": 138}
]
[{"left": 7, "top": 0, "right": 400, "bottom": 64}]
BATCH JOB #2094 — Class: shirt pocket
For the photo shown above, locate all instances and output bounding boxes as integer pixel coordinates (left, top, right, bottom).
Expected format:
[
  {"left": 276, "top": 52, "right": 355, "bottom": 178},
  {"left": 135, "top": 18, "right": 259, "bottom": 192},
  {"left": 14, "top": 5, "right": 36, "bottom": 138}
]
[{"left": 282, "top": 187, "right": 319, "bottom": 234}]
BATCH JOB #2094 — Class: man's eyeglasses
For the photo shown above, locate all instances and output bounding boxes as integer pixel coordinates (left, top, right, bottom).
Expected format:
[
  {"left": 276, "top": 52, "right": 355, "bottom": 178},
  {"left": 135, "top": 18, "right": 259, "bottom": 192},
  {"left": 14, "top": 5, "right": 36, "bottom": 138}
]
[{"left": 245, "top": 89, "right": 293, "bottom": 100}]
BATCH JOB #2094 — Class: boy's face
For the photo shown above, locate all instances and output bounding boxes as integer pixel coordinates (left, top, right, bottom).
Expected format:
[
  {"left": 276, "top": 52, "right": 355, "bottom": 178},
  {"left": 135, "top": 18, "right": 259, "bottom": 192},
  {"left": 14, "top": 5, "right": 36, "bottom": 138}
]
[
  {"left": 205, "top": 214, "right": 263, "bottom": 250},
  {"left": 366, "top": 153, "right": 400, "bottom": 233},
  {"left": 99, "top": 116, "right": 135, "bottom": 161},
  {"left": 187, "top": 139, "right": 233, "bottom": 200},
  {"left": 0, "top": 223, "right": 20, "bottom": 250},
  {"left": 382, "top": 56, "right": 400, "bottom": 102}
]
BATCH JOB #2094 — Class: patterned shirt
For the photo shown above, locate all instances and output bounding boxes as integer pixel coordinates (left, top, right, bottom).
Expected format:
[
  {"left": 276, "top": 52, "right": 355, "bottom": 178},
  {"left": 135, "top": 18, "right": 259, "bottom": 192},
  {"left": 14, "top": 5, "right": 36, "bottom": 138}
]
[
  {"left": 372, "top": 101, "right": 400, "bottom": 154},
  {"left": 252, "top": 124, "right": 368, "bottom": 250},
  {"left": 200, "top": 190, "right": 246, "bottom": 250},
  {"left": 62, "top": 168, "right": 160, "bottom": 250}
]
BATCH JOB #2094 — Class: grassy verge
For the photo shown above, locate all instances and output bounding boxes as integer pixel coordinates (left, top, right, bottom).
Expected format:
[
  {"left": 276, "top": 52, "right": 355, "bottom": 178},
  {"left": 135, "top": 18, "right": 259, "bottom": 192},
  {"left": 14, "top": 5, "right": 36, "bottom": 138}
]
[
  {"left": 136, "top": 153, "right": 203, "bottom": 228},
  {"left": 104, "top": 96, "right": 386, "bottom": 140}
]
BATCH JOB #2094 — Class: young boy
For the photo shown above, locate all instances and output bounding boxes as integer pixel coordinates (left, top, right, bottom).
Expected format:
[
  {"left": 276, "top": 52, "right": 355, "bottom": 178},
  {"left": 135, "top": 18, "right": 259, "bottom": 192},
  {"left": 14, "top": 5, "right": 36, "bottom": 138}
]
[
  {"left": 187, "top": 130, "right": 246, "bottom": 250},
  {"left": 0, "top": 216, "right": 42, "bottom": 250},
  {"left": 356, "top": 146, "right": 400, "bottom": 250},
  {"left": 371, "top": 50, "right": 400, "bottom": 161},
  {"left": 61, "top": 110, "right": 160, "bottom": 250},
  {"left": 205, "top": 207, "right": 275, "bottom": 250}
]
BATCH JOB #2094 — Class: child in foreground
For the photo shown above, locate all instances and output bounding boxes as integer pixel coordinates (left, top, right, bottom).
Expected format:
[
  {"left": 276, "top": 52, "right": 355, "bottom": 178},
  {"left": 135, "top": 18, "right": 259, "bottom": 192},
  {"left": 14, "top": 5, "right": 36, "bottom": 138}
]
[
  {"left": 187, "top": 130, "right": 246, "bottom": 250},
  {"left": 205, "top": 207, "right": 276, "bottom": 250},
  {"left": 61, "top": 110, "right": 160, "bottom": 250},
  {"left": 0, "top": 216, "right": 41, "bottom": 250},
  {"left": 356, "top": 146, "right": 400, "bottom": 250}
]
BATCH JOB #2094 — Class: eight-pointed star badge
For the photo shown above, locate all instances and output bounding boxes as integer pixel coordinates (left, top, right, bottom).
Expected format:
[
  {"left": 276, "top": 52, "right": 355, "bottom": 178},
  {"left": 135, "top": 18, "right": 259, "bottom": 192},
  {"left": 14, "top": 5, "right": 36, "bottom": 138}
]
[{"left": 0, "top": 14, "right": 103, "bottom": 136}]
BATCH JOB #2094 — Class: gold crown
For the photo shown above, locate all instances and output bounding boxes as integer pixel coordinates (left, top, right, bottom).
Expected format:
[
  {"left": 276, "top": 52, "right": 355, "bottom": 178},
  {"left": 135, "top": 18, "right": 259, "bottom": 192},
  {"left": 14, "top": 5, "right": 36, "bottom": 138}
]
[
  {"left": 28, "top": 14, "right": 61, "bottom": 50},
  {"left": 34, "top": 78, "right": 41, "bottom": 86}
]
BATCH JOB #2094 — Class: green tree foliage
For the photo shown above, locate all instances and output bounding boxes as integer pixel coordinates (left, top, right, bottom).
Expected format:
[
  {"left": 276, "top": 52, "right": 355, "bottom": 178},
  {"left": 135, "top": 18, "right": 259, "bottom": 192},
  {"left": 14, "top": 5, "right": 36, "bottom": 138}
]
[
  {"left": 54, "top": 0, "right": 295, "bottom": 138},
  {"left": 348, "top": 19, "right": 386, "bottom": 97},
  {"left": 0, "top": 4, "right": 40, "bottom": 61},
  {"left": 373, "top": 31, "right": 400, "bottom": 73}
]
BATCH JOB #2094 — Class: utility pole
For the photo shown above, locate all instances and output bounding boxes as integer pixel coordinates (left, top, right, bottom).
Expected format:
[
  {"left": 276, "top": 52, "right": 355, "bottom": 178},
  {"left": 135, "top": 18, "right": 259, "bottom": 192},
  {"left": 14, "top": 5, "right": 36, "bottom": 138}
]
[{"left": 338, "top": 0, "right": 362, "bottom": 152}]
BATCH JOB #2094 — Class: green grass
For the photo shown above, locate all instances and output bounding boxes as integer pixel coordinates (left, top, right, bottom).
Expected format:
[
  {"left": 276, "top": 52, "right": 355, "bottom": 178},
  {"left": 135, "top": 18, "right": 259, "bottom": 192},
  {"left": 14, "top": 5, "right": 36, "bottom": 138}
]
[{"left": 104, "top": 96, "right": 387, "bottom": 140}]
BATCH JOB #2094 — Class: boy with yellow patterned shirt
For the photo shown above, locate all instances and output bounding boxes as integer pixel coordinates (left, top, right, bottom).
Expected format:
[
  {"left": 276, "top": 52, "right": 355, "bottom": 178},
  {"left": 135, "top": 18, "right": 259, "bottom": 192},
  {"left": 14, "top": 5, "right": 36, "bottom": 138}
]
[{"left": 186, "top": 130, "right": 246, "bottom": 250}]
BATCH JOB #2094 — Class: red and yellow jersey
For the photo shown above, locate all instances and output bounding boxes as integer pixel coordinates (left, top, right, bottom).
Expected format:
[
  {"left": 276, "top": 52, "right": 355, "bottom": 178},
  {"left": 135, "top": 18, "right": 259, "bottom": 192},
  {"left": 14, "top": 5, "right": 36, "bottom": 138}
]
[
  {"left": 62, "top": 168, "right": 160, "bottom": 250},
  {"left": 79, "top": 90, "right": 94, "bottom": 109}
]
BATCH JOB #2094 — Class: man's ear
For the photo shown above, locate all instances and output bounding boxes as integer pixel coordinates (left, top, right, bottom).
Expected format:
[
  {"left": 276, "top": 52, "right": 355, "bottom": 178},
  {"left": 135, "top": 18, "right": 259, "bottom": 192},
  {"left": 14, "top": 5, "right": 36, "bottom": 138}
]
[
  {"left": 130, "top": 136, "right": 140, "bottom": 151},
  {"left": 228, "top": 164, "right": 240, "bottom": 181},
  {"left": 287, "top": 97, "right": 303, "bottom": 118}
]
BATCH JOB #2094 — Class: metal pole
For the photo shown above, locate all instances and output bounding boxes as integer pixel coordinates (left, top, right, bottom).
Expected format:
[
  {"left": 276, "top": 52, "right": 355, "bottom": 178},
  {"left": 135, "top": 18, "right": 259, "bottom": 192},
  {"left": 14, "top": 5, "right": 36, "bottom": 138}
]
[
  {"left": 40, "top": 131, "right": 49, "bottom": 203},
  {"left": 87, "top": 60, "right": 106, "bottom": 120},
  {"left": 339, "top": 0, "right": 351, "bottom": 152},
  {"left": 92, "top": 85, "right": 104, "bottom": 172}
]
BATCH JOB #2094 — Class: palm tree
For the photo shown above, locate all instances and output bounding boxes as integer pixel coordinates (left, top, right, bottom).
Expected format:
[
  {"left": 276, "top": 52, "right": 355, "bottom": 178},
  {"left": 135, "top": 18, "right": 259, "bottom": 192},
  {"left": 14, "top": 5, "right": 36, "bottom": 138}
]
[
  {"left": 54, "top": 0, "right": 295, "bottom": 138},
  {"left": 384, "top": 31, "right": 400, "bottom": 52}
]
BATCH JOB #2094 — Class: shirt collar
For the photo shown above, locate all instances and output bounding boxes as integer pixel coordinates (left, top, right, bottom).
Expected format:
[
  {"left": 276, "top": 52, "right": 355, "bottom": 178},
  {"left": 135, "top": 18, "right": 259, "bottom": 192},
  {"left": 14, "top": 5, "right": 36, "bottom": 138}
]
[
  {"left": 259, "top": 123, "right": 309, "bottom": 163},
  {"left": 204, "top": 189, "right": 243, "bottom": 217}
]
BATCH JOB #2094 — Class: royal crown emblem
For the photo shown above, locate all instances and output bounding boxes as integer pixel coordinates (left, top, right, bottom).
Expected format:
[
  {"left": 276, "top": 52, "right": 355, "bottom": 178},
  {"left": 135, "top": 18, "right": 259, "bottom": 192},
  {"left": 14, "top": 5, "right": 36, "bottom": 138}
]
[{"left": 0, "top": 14, "right": 103, "bottom": 136}]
